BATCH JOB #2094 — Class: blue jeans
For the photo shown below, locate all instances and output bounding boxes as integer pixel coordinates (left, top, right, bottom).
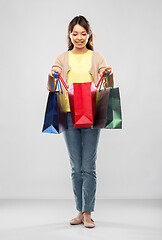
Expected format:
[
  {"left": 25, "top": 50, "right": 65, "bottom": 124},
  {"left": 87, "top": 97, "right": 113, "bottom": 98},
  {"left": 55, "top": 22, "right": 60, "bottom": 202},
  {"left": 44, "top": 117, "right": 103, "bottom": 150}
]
[{"left": 63, "top": 112, "right": 100, "bottom": 213}]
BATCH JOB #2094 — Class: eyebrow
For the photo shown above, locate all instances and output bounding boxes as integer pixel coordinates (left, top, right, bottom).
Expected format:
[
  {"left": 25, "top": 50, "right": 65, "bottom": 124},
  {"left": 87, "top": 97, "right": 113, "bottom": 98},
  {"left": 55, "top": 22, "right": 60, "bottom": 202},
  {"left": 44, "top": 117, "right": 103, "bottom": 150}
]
[{"left": 73, "top": 31, "right": 87, "bottom": 33}]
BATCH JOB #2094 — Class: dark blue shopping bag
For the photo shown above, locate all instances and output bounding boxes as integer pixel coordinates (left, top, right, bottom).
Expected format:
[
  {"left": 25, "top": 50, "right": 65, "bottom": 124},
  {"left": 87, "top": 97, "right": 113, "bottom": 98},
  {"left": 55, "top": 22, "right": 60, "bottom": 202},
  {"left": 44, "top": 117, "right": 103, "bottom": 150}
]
[{"left": 42, "top": 72, "right": 67, "bottom": 134}]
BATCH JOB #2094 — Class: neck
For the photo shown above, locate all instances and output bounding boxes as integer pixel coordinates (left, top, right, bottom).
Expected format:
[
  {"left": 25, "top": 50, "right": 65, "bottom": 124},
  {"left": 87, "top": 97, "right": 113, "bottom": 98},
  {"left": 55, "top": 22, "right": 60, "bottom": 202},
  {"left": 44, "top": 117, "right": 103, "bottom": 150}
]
[{"left": 71, "top": 46, "right": 89, "bottom": 54}]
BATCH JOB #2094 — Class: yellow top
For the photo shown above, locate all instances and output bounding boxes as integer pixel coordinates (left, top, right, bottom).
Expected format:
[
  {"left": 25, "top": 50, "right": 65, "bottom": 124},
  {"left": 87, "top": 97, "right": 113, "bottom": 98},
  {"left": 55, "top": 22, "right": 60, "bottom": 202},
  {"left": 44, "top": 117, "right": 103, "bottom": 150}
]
[{"left": 65, "top": 49, "right": 93, "bottom": 112}]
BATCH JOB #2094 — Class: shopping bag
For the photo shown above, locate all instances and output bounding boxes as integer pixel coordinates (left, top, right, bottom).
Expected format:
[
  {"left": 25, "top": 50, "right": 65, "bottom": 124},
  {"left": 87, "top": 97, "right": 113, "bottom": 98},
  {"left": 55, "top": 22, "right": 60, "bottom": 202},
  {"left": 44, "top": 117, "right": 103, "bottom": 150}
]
[
  {"left": 93, "top": 87, "right": 111, "bottom": 128},
  {"left": 105, "top": 87, "right": 122, "bottom": 129},
  {"left": 68, "top": 82, "right": 97, "bottom": 128},
  {"left": 93, "top": 69, "right": 122, "bottom": 129},
  {"left": 42, "top": 72, "right": 67, "bottom": 134}
]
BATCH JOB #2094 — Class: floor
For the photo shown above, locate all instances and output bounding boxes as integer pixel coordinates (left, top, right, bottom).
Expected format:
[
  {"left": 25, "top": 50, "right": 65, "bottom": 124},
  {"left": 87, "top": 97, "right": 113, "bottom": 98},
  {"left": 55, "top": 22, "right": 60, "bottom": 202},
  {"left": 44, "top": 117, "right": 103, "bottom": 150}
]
[{"left": 0, "top": 199, "right": 162, "bottom": 240}]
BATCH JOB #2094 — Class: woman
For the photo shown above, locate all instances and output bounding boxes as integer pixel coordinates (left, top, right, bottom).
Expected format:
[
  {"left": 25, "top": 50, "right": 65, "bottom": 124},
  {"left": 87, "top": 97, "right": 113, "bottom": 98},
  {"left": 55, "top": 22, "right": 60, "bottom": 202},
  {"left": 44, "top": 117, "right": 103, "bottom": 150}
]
[{"left": 47, "top": 15, "right": 113, "bottom": 228}]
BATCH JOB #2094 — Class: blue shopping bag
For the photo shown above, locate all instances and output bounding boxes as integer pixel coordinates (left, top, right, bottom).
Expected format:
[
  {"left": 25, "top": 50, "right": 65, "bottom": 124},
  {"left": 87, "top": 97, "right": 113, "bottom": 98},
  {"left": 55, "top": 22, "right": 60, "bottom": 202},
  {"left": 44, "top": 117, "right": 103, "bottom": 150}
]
[{"left": 42, "top": 72, "right": 67, "bottom": 134}]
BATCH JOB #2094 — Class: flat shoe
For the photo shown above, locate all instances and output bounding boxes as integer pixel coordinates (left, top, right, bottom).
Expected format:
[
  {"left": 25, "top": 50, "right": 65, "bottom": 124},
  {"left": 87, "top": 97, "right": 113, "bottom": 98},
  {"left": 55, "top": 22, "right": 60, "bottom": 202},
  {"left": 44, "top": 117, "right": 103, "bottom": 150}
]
[
  {"left": 82, "top": 218, "right": 95, "bottom": 228},
  {"left": 69, "top": 217, "right": 83, "bottom": 225}
]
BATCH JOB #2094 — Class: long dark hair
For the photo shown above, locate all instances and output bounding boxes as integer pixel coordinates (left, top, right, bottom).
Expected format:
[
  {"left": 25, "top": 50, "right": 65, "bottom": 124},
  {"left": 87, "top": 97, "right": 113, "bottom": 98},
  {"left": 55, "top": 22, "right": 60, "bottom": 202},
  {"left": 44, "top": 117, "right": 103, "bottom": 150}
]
[{"left": 67, "top": 15, "right": 94, "bottom": 51}]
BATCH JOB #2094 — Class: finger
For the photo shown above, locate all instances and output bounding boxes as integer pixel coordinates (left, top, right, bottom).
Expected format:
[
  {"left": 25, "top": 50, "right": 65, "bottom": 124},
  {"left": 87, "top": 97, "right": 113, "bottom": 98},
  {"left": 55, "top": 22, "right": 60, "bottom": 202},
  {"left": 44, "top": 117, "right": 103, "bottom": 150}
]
[
  {"left": 105, "top": 68, "right": 112, "bottom": 74},
  {"left": 50, "top": 71, "right": 55, "bottom": 77}
]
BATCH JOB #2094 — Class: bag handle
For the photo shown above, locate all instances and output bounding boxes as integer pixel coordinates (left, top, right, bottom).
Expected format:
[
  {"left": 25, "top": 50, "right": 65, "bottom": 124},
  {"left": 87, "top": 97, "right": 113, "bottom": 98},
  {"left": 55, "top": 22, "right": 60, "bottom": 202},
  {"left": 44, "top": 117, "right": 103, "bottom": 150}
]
[
  {"left": 54, "top": 72, "right": 68, "bottom": 91},
  {"left": 51, "top": 72, "right": 63, "bottom": 94},
  {"left": 51, "top": 72, "right": 56, "bottom": 92},
  {"left": 53, "top": 69, "right": 113, "bottom": 91},
  {"left": 96, "top": 68, "right": 114, "bottom": 89}
]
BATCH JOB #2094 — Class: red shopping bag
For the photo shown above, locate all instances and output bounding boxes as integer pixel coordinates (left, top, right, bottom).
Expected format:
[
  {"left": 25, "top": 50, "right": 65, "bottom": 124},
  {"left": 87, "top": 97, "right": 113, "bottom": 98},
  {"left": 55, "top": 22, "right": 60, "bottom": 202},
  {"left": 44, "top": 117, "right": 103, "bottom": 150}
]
[
  {"left": 56, "top": 72, "right": 97, "bottom": 128},
  {"left": 68, "top": 82, "right": 97, "bottom": 128}
]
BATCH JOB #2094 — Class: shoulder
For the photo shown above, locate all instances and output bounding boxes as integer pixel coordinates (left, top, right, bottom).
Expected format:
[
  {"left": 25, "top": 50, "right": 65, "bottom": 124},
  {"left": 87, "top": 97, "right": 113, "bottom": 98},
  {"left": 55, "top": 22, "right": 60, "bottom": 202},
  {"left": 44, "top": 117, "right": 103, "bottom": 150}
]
[
  {"left": 56, "top": 51, "right": 68, "bottom": 59},
  {"left": 92, "top": 51, "right": 107, "bottom": 65},
  {"left": 53, "top": 51, "right": 68, "bottom": 65},
  {"left": 92, "top": 51, "right": 106, "bottom": 59}
]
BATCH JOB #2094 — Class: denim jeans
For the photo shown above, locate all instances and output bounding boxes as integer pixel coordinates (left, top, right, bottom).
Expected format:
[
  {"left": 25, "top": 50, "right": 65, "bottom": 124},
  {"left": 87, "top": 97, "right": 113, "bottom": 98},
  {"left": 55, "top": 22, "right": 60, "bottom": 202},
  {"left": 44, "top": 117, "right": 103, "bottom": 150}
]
[{"left": 63, "top": 112, "right": 100, "bottom": 213}]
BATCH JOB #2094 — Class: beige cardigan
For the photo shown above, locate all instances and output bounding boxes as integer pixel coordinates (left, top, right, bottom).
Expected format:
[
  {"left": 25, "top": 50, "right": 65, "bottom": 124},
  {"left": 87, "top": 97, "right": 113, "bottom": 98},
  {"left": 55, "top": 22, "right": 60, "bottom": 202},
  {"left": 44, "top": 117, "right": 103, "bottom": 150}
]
[{"left": 47, "top": 50, "right": 113, "bottom": 91}]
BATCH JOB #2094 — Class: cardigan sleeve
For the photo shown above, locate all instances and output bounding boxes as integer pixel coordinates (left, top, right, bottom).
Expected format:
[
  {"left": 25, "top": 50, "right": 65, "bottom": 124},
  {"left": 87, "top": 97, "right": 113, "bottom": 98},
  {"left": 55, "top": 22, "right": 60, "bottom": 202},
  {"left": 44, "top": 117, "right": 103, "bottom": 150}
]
[
  {"left": 47, "top": 54, "right": 63, "bottom": 91},
  {"left": 98, "top": 53, "right": 107, "bottom": 76},
  {"left": 98, "top": 53, "right": 114, "bottom": 87}
]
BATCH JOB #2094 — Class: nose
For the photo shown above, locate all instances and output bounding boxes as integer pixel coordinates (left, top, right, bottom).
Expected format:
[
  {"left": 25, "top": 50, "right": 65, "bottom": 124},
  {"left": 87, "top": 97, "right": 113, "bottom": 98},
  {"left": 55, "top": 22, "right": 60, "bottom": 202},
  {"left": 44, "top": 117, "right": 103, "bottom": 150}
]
[{"left": 77, "top": 34, "right": 82, "bottom": 39}]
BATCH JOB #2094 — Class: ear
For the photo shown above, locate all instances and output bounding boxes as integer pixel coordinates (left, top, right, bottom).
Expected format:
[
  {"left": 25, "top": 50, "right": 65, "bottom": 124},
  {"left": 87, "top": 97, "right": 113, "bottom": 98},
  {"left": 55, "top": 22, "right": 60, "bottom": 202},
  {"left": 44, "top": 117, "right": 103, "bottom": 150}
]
[
  {"left": 85, "top": 34, "right": 89, "bottom": 44},
  {"left": 69, "top": 33, "right": 74, "bottom": 44}
]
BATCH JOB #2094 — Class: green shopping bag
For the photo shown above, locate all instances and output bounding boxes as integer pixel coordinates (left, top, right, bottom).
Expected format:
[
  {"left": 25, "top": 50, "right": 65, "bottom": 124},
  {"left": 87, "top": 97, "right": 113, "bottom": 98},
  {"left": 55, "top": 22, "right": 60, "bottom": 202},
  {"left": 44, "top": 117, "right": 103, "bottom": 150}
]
[
  {"left": 93, "top": 69, "right": 122, "bottom": 129},
  {"left": 105, "top": 86, "right": 122, "bottom": 129}
]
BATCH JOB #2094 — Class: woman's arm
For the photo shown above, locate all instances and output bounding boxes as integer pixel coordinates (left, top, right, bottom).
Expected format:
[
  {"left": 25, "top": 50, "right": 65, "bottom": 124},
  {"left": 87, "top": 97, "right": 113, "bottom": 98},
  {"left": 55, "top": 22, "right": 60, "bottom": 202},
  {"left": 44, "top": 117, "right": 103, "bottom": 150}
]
[
  {"left": 98, "top": 53, "right": 114, "bottom": 87},
  {"left": 47, "top": 55, "right": 63, "bottom": 91}
]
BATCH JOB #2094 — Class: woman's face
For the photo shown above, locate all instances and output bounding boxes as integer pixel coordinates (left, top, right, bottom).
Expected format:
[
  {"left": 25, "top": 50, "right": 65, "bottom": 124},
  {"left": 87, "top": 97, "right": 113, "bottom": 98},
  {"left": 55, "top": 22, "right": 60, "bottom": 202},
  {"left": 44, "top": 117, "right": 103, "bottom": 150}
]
[{"left": 70, "top": 24, "right": 89, "bottom": 49}]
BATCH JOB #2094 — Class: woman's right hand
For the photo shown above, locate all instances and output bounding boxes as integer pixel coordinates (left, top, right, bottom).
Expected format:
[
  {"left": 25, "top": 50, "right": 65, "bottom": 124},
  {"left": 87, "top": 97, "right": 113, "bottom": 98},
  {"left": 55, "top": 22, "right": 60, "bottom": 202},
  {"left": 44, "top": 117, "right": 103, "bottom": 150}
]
[
  {"left": 50, "top": 67, "right": 61, "bottom": 77},
  {"left": 50, "top": 67, "right": 55, "bottom": 77}
]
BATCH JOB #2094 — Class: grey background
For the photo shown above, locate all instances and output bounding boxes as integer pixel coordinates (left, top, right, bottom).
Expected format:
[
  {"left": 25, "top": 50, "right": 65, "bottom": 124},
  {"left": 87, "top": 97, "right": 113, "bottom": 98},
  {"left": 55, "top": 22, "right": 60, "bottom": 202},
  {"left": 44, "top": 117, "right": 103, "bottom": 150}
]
[{"left": 0, "top": 0, "right": 161, "bottom": 199}]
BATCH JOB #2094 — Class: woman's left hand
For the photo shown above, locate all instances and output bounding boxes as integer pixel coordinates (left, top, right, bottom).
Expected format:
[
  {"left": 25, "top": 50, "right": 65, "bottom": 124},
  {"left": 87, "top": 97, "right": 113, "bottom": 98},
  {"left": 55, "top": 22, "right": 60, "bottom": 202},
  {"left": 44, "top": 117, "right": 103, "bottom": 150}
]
[
  {"left": 105, "top": 66, "right": 113, "bottom": 75},
  {"left": 103, "top": 66, "right": 114, "bottom": 88}
]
